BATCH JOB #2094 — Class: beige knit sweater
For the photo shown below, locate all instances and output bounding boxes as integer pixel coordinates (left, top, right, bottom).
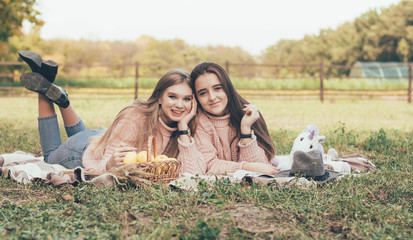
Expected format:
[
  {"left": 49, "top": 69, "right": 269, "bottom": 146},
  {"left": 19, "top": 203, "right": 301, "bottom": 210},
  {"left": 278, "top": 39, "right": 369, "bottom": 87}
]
[
  {"left": 178, "top": 111, "right": 270, "bottom": 175},
  {"left": 82, "top": 107, "right": 177, "bottom": 172}
]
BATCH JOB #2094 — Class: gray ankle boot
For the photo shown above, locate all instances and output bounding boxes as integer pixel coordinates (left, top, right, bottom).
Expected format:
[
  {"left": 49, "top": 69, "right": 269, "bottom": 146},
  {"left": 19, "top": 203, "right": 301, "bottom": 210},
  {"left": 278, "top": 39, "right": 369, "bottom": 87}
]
[
  {"left": 20, "top": 72, "right": 70, "bottom": 108},
  {"left": 18, "top": 51, "right": 59, "bottom": 83}
]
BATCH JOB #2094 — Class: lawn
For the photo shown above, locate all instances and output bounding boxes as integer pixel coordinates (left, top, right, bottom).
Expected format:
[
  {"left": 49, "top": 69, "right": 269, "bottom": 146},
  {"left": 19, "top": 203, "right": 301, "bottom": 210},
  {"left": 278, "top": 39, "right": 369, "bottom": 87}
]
[{"left": 0, "top": 87, "right": 412, "bottom": 239}]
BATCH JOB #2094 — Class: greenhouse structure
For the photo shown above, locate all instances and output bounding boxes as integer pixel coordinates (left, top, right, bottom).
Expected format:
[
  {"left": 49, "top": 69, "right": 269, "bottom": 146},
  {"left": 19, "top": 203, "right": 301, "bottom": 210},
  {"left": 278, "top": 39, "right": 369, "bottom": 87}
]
[{"left": 349, "top": 61, "right": 411, "bottom": 80}]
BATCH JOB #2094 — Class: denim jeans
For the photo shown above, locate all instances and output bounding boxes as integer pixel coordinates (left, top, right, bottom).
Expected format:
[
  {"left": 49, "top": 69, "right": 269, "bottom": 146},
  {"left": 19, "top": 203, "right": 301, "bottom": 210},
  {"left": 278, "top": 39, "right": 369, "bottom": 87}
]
[{"left": 38, "top": 115, "right": 104, "bottom": 169}]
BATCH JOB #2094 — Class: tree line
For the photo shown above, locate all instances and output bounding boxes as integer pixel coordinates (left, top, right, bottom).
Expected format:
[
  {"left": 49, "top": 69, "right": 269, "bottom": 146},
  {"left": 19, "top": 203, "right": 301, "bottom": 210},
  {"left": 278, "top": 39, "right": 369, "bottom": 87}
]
[{"left": 1, "top": 0, "right": 412, "bottom": 79}]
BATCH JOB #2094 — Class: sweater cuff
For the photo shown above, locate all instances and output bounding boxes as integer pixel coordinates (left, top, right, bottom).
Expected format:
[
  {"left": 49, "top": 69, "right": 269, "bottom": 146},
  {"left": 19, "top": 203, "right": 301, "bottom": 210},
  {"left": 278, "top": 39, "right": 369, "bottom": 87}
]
[
  {"left": 100, "top": 160, "right": 110, "bottom": 172},
  {"left": 238, "top": 135, "right": 257, "bottom": 147},
  {"left": 83, "top": 159, "right": 108, "bottom": 173},
  {"left": 238, "top": 136, "right": 260, "bottom": 157},
  {"left": 238, "top": 161, "right": 247, "bottom": 171},
  {"left": 177, "top": 137, "right": 208, "bottom": 175},
  {"left": 177, "top": 137, "right": 200, "bottom": 163},
  {"left": 226, "top": 161, "right": 245, "bottom": 174},
  {"left": 177, "top": 136, "right": 195, "bottom": 148}
]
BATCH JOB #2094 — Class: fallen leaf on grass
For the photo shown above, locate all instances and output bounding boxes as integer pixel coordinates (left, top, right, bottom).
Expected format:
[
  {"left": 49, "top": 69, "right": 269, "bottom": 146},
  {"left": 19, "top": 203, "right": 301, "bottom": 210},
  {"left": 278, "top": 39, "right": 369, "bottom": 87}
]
[
  {"left": 310, "top": 231, "right": 320, "bottom": 238},
  {"left": 62, "top": 194, "right": 73, "bottom": 201},
  {"left": 377, "top": 190, "right": 388, "bottom": 200},
  {"left": 321, "top": 212, "right": 333, "bottom": 217},
  {"left": 62, "top": 208, "right": 74, "bottom": 216},
  {"left": 121, "top": 226, "right": 130, "bottom": 239},
  {"left": 1, "top": 199, "right": 8, "bottom": 207},
  {"left": 363, "top": 200, "right": 372, "bottom": 208},
  {"left": 391, "top": 205, "right": 403, "bottom": 213}
]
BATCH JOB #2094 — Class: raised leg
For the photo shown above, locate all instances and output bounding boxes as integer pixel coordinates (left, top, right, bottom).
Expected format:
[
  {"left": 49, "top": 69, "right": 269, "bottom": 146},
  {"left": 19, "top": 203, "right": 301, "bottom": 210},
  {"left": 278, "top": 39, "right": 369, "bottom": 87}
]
[
  {"left": 38, "top": 94, "right": 56, "bottom": 118},
  {"left": 59, "top": 106, "right": 86, "bottom": 137}
]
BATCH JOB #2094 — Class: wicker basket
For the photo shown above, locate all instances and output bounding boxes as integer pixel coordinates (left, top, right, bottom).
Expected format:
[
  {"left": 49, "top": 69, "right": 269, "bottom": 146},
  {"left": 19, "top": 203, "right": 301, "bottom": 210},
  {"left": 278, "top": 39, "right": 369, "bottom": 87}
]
[{"left": 109, "top": 135, "right": 181, "bottom": 186}]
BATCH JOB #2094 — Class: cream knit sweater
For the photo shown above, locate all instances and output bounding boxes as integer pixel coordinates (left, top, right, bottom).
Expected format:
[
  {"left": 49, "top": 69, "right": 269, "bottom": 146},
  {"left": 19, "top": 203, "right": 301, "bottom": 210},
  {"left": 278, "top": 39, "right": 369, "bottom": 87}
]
[
  {"left": 82, "top": 107, "right": 177, "bottom": 172},
  {"left": 178, "top": 111, "right": 270, "bottom": 175}
]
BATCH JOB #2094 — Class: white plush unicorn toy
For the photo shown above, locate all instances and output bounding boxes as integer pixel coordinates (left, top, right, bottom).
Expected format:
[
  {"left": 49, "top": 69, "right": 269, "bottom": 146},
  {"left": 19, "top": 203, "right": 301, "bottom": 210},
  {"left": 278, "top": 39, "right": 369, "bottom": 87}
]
[
  {"left": 273, "top": 124, "right": 325, "bottom": 171},
  {"left": 272, "top": 124, "right": 351, "bottom": 173}
]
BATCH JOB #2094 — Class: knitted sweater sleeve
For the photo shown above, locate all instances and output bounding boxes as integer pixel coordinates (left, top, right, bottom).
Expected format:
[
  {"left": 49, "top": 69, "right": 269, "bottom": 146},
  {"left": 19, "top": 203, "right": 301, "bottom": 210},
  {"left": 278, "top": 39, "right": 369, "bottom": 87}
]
[
  {"left": 178, "top": 125, "right": 245, "bottom": 175},
  {"left": 82, "top": 110, "right": 139, "bottom": 172},
  {"left": 177, "top": 136, "right": 207, "bottom": 175},
  {"left": 238, "top": 136, "right": 270, "bottom": 164}
]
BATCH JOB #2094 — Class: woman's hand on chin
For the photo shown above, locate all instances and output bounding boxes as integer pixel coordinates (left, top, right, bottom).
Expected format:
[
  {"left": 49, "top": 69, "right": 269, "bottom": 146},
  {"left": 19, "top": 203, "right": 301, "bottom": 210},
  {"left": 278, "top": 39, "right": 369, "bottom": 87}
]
[
  {"left": 178, "top": 96, "right": 197, "bottom": 130},
  {"left": 177, "top": 96, "right": 197, "bottom": 144}
]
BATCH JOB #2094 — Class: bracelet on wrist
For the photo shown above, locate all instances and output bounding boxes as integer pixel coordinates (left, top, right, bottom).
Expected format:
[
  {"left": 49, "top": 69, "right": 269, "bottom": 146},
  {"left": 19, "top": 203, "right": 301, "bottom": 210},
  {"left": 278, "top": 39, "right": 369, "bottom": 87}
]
[
  {"left": 177, "top": 129, "right": 191, "bottom": 136},
  {"left": 240, "top": 130, "right": 254, "bottom": 139}
]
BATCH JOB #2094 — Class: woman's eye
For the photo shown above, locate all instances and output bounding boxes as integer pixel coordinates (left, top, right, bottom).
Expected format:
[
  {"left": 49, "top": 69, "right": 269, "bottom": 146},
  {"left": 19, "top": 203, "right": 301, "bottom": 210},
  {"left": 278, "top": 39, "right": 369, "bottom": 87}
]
[
  {"left": 169, "top": 95, "right": 176, "bottom": 99},
  {"left": 214, "top": 87, "right": 222, "bottom": 91},
  {"left": 184, "top": 97, "right": 191, "bottom": 101},
  {"left": 198, "top": 92, "right": 206, "bottom": 96}
]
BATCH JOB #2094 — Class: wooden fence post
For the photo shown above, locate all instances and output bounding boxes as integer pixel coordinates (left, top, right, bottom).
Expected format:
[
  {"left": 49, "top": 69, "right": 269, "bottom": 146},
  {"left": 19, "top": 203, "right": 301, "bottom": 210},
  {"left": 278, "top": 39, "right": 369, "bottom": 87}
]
[
  {"left": 225, "top": 61, "right": 230, "bottom": 75},
  {"left": 408, "top": 63, "right": 412, "bottom": 103},
  {"left": 135, "top": 62, "right": 139, "bottom": 99},
  {"left": 319, "top": 61, "right": 324, "bottom": 102}
]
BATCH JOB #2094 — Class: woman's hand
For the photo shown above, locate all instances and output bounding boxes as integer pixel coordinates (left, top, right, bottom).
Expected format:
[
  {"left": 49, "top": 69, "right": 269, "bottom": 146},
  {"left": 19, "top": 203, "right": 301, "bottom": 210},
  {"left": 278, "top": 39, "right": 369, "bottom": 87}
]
[
  {"left": 242, "top": 162, "right": 280, "bottom": 175},
  {"left": 178, "top": 95, "right": 197, "bottom": 130},
  {"left": 106, "top": 145, "right": 137, "bottom": 170},
  {"left": 177, "top": 96, "right": 197, "bottom": 144},
  {"left": 240, "top": 103, "right": 260, "bottom": 134}
]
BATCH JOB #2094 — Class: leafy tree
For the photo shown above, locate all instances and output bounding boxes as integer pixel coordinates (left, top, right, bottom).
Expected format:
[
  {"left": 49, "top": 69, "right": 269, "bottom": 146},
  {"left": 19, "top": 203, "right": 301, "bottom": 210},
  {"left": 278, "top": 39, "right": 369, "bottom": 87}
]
[
  {"left": 261, "top": 1, "right": 413, "bottom": 77},
  {"left": 0, "top": 0, "right": 43, "bottom": 41},
  {"left": 397, "top": 38, "right": 410, "bottom": 62},
  {"left": 0, "top": 0, "right": 43, "bottom": 61}
]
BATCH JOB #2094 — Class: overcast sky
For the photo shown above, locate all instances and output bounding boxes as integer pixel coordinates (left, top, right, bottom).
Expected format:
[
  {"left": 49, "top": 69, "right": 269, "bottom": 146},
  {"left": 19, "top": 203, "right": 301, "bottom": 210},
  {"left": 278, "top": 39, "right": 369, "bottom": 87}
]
[{"left": 33, "top": 0, "right": 401, "bottom": 55}]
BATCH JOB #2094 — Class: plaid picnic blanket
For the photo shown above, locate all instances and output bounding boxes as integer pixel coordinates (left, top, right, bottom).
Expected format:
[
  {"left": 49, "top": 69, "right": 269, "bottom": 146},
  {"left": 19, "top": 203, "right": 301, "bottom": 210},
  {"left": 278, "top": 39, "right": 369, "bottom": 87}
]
[
  {"left": 0, "top": 151, "right": 122, "bottom": 187},
  {"left": 1, "top": 151, "right": 375, "bottom": 190}
]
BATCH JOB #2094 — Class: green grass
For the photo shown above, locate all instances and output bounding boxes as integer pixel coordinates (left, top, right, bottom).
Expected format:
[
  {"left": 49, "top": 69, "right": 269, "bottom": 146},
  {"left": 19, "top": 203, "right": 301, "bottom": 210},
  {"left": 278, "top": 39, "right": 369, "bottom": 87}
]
[{"left": 1, "top": 89, "right": 412, "bottom": 239}]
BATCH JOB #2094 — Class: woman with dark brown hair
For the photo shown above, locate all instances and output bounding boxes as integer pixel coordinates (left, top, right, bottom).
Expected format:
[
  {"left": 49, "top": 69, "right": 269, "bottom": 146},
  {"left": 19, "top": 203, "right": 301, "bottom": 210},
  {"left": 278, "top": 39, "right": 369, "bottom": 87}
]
[{"left": 177, "top": 62, "right": 278, "bottom": 175}]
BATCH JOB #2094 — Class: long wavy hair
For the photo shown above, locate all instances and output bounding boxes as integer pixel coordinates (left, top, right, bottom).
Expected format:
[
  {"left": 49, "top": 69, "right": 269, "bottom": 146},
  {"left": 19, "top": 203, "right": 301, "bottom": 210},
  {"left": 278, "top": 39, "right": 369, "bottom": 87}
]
[
  {"left": 190, "top": 62, "right": 275, "bottom": 160},
  {"left": 88, "top": 69, "right": 193, "bottom": 158}
]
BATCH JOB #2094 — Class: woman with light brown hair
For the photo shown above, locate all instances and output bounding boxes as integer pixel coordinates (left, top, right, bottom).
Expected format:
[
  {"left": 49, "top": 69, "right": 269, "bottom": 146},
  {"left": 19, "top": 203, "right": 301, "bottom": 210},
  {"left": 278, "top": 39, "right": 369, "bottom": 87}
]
[
  {"left": 177, "top": 62, "right": 278, "bottom": 175},
  {"left": 18, "top": 51, "right": 196, "bottom": 173}
]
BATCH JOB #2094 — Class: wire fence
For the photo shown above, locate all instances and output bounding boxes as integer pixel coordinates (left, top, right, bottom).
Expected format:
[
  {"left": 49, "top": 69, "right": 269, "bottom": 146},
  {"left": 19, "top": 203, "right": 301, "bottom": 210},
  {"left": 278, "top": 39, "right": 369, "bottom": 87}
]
[{"left": 0, "top": 61, "right": 411, "bottom": 103}]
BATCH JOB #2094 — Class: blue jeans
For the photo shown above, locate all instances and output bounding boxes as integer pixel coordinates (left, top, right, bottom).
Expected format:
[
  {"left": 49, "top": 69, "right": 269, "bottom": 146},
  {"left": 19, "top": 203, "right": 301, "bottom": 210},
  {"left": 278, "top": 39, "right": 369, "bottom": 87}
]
[{"left": 38, "top": 115, "right": 104, "bottom": 169}]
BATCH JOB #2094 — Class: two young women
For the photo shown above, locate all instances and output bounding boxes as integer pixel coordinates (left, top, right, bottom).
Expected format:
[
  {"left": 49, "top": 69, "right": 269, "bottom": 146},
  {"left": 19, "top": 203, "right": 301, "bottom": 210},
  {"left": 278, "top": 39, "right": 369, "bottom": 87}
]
[{"left": 19, "top": 51, "right": 278, "bottom": 175}]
